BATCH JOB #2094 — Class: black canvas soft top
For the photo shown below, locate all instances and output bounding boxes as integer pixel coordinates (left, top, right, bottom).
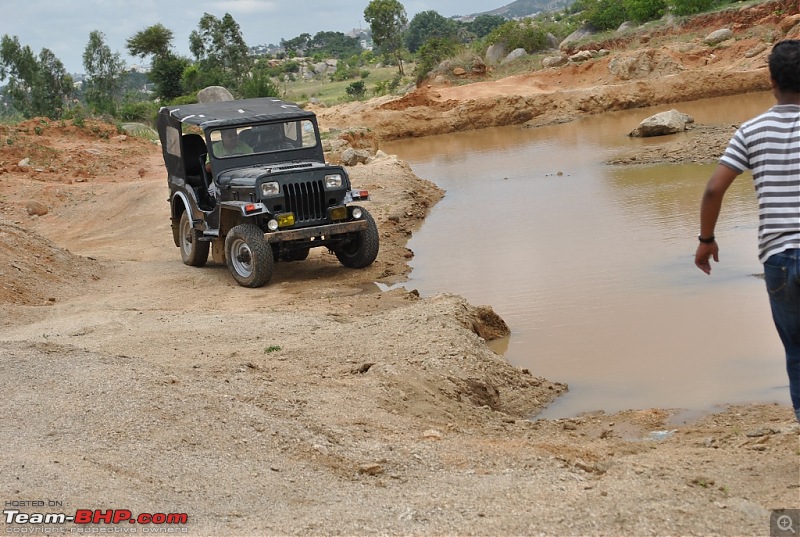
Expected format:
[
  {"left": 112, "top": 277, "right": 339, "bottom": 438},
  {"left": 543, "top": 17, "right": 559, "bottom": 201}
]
[{"left": 160, "top": 97, "right": 316, "bottom": 130}]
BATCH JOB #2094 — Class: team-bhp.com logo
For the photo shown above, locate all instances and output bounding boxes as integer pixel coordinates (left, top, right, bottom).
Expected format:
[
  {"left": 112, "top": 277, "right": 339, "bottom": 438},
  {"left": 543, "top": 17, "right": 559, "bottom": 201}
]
[{"left": 4, "top": 508, "right": 188, "bottom": 527}]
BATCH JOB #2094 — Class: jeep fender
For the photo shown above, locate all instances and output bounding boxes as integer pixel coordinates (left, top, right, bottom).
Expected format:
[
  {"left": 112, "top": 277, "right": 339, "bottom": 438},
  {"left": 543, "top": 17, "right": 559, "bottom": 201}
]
[{"left": 170, "top": 191, "right": 194, "bottom": 248}]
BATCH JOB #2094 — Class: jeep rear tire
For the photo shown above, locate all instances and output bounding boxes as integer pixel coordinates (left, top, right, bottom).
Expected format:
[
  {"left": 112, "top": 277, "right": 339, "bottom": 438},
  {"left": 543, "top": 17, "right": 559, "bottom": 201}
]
[
  {"left": 225, "top": 224, "right": 274, "bottom": 288},
  {"left": 334, "top": 208, "right": 379, "bottom": 269},
  {"left": 179, "top": 211, "right": 210, "bottom": 267}
]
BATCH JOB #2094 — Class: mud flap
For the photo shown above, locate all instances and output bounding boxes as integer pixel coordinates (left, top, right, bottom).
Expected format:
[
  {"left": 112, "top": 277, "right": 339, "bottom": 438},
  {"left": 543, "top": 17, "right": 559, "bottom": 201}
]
[{"left": 211, "top": 238, "right": 225, "bottom": 264}]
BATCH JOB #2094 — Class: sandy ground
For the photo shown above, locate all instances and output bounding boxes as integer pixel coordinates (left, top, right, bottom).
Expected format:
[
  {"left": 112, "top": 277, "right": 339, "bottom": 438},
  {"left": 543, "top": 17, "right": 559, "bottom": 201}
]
[{"left": 2, "top": 1, "right": 800, "bottom": 535}]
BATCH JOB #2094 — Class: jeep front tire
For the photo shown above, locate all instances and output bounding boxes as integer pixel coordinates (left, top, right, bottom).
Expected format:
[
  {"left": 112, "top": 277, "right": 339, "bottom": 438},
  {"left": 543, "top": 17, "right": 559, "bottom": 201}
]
[
  {"left": 334, "top": 208, "right": 379, "bottom": 269},
  {"left": 225, "top": 224, "right": 274, "bottom": 288}
]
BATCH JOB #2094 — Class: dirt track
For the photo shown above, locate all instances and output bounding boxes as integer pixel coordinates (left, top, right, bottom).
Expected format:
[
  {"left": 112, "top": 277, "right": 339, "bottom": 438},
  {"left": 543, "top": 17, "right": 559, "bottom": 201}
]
[{"left": 2, "top": 1, "right": 800, "bottom": 535}]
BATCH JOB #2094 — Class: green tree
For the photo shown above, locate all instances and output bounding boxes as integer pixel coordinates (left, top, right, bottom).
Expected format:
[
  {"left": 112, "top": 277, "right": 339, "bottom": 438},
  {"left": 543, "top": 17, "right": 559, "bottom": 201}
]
[
  {"left": 0, "top": 35, "right": 74, "bottom": 119},
  {"left": 364, "top": 0, "right": 408, "bottom": 75},
  {"left": 150, "top": 53, "right": 189, "bottom": 101},
  {"left": 469, "top": 14, "right": 507, "bottom": 38},
  {"left": 189, "top": 13, "right": 252, "bottom": 91},
  {"left": 405, "top": 10, "right": 458, "bottom": 53},
  {"left": 281, "top": 33, "right": 312, "bottom": 56},
  {"left": 127, "top": 24, "right": 189, "bottom": 102},
  {"left": 624, "top": 0, "right": 667, "bottom": 22},
  {"left": 126, "top": 23, "right": 173, "bottom": 58},
  {"left": 83, "top": 30, "right": 127, "bottom": 115},
  {"left": 309, "top": 31, "right": 363, "bottom": 59}
]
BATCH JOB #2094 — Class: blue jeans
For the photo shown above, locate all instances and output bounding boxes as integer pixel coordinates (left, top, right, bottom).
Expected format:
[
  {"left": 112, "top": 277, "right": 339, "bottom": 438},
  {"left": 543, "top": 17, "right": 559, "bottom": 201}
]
[{"left": 764, "top": 249, "right": 800, "bottom": 423}]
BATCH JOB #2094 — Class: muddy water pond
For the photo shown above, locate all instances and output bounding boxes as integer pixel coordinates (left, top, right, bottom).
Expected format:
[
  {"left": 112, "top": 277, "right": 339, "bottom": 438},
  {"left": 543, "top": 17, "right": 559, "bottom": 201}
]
[{"left": 382, "top": 91, "right": 793, "bottom": 420}]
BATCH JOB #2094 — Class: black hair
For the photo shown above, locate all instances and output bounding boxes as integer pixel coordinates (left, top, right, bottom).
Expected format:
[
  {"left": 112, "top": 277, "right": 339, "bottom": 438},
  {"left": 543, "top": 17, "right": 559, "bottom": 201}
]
[{"left": 768, "top": 40, "right": 800, "bottom": 93}]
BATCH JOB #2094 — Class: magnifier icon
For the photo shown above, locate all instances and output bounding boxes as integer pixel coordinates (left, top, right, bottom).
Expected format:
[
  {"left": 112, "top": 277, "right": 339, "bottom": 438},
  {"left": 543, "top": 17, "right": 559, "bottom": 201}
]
[{"left": 778, "top": 515, "right": 796, "bottom": 534}]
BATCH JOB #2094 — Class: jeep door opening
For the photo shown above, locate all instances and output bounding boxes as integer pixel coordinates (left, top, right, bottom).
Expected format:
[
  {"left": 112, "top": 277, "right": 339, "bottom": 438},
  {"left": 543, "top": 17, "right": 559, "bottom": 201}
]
[{"left": 157, "top": 97, "right": 379, "bottom": 288}]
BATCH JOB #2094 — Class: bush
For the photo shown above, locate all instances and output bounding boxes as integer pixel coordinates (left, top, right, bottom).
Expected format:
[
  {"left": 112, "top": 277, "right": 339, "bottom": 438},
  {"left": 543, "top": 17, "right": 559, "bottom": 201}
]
[
  {"left": 414, "top": 37, "right": 461, "bottom": 85},
  {"left": 667, "top": 0, "right": 717, "bottom": 16},
  {"left": 624, "top": 0, "right": 667, "bottom": 22},
  {"left": 239, "top": 73, "right": 280, "bottom": 99},
  {"left": 118, "top": 101, "right": 159, "bottom": 123},
  {"left": 487, "top": 20, "right": 549, "bottom": 53},
  {"left": 345, "top": 80, "right": 366, "bottom": 100}
]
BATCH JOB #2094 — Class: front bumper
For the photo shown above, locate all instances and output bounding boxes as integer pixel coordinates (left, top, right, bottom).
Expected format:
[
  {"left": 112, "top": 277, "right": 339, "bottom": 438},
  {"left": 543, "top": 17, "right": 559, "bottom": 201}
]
[{"left": 263, "top": 219, "right": 368, "bottom": 243}]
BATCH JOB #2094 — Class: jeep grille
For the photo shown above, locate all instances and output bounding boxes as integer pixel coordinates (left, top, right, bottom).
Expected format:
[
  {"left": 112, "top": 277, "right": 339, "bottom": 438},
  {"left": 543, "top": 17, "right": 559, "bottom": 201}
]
[{"left": 285, "top": 179, "right": 326, "bottom": 223}]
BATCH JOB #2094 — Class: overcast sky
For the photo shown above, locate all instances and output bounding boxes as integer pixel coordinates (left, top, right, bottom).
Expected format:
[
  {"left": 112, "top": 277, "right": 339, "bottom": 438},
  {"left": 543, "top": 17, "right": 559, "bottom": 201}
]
[{"left": 4, "top": 0, "right": 503, "bottom": 74}]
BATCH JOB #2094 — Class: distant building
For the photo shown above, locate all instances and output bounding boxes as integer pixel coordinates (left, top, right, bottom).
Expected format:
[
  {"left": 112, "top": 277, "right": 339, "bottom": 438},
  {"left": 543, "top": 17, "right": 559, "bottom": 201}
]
[{"left": 128, "top": 64, "right": 151, "bottom": 74}]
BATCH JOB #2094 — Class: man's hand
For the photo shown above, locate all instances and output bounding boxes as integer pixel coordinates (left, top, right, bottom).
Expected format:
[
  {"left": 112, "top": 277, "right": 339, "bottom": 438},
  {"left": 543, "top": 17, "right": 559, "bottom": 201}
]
[{"left": 695, "top": 241, "right": 719, "bottom": 275}]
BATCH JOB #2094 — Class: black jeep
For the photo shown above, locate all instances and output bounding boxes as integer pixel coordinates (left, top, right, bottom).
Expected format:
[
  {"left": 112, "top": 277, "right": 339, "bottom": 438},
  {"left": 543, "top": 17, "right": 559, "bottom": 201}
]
[{"left": 157, "top": 97, "right": 379, "bottom": 288}]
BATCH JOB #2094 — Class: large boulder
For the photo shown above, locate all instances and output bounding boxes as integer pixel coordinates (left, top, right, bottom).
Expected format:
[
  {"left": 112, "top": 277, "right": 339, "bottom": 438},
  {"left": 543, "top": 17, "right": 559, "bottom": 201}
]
[
  {"left": 485, "top": 43, "right": 507, "bottom": 65},
  {"left": 704, "top": 28, "right": 733, "bottom": 46},
  {"left": 501, "top": 48, "right": 528, "bottom": 65},
  {"left": 197, "top": 86, "right": 234, "bottom": 103},
  {"left": 569, "top": 50, "right": 595, "bottom": 63},
  {"left": 121, "top": 123, "right": 158, "bottom": 140},
  {"left": 560, "top": 24, "right": 597, "bottom": 49},
  {"left": 341, "top": 148, "right": 371, "bottom": 166},
  {"left": 542, "top": 54, "right": 569, "bottom": 68},
  {"left": 629, "top": 109, "right": 694, "bottom": 137}
]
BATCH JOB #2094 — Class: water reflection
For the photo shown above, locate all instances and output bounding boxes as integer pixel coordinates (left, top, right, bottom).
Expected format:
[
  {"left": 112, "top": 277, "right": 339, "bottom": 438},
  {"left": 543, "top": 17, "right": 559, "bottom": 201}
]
[{"left": 383, "top": 91, "right": 790, "bottom": 419}]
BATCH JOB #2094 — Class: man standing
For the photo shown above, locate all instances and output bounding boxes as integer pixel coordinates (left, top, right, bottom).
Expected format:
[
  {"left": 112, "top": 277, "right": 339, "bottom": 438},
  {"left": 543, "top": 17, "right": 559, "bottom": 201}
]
[{"left": 695, "top": 40, "right": 800, "bottom": 423}]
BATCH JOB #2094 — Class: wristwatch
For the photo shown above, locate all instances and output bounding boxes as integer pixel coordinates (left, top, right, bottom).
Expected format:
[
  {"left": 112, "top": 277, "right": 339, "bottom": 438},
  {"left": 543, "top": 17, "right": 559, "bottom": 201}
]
[{"left": 697, "top": 234, "right": 715, "bottom": 244}]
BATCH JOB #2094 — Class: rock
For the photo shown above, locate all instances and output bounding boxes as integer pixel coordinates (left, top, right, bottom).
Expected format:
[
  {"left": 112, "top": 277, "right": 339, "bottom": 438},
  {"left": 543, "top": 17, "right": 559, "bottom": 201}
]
[
  {"left": 608, "top": 49, "right": 684, "bottom": 81},
  {"left": 704, "top": 28, "right": 733, "bottom": 46},
  {"left": 26, "top": 201, "right": 48, "bottom": 216},
  {"left": 358, "top": 463, "right": 384, "bottom": 476},
  {"left": 745, "top": 42, "right": 768, "bottom": 58},
  {"left": 560, "top": 24, "right": 597, "bottom": 49},
  {"left": 569, "top": 50, "right": 595, "bottom": 63},
  {"left": 617, "top": 21, "right": 635, "bottom": 33},
  {"left": 501, "top": 48, "right": 528, "bottom": 65},
  {"left": 629, "top": 109, "right": 694, "bottom": 137},
  {"left": 780, "top": 14, "right": 800, "bottom": 32},
  {"left": 471, "top": 57, "right": 487, "bottom": 75},
  {"left": 485, "top": 43, "right": 507, "bottom": 65},
  {"left": 321, "top": 138, "right": 349, "bottom": 154},
  {"left": 121, "top": 123, "right": 158, "bottom": 139},
  {"left": 452, "top": 67, "right": 466, "bottom": 76},
  {"left": 341, "top": 148, "right": 371, "bottom": 166},
  {"left": 312, "top": 62, "right": 329, "bottom": 75},
  {"left": 542, "top": 54, "right": 568, "bottom": 68},
  {"left": 197, "top": 86, "right": 234, "bottom": 103},
  {"left": 18, "top": 158, "right": 30, "bottom": 168}
]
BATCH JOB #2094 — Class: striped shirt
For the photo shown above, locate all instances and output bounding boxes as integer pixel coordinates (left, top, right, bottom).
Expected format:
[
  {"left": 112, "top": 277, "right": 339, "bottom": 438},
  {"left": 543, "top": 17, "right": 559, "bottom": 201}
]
[{"left": 720, "top": 104, "right": 800, "bottom": 263}]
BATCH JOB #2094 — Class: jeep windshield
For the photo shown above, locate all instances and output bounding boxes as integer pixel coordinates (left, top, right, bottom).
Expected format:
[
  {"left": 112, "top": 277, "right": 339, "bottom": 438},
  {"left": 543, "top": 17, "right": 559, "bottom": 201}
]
[{"left": 208, "top": 120, "right": 317, "bottom": 159}]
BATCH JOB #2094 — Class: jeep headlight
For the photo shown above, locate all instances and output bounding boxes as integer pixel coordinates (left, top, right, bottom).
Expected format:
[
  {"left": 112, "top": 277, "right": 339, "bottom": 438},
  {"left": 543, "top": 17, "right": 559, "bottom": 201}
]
[
  {"left": 325, "top": 174, "right": 342, "bottom": 188},
  {"left": 260, "top": 181, "right": 280, "bottom": 197}
]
